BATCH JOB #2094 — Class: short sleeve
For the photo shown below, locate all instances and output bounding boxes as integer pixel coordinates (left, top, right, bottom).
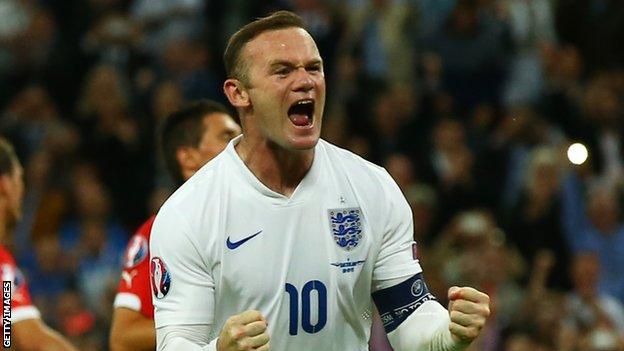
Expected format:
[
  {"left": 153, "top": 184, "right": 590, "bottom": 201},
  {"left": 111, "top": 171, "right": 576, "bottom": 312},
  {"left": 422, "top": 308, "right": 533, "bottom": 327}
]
[
  {"left": 0, "top": 262, "right": 40, "bottom": 323},
  {"left": 114, "top": 218, "right": 155, "bottom": 318},
  {"left": 371, "top": 171, "right": 422, "bottom": 292},
  {"left": 150, "top": 205, "right": 215, "bottom": 328}
]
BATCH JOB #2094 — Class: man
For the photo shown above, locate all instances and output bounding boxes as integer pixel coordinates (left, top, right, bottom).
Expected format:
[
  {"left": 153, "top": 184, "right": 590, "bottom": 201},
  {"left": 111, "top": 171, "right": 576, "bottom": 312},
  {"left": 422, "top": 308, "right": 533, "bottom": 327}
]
[
  {"left": 151, "top": 11, "right": 490, "bottom": 351},
  {"left": 109, "top": 100, "right": 241, "bottom": 351},
  {"left": 0, "top": 137, "right": 78, "bottom": 350}
]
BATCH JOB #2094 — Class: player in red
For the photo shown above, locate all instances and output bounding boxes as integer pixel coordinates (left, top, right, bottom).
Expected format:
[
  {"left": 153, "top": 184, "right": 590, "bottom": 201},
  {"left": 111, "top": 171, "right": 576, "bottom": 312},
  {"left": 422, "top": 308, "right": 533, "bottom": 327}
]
[
  {"left": 109, "top": 100, "right": 241, "bottom": 351},
  {"left": 0, "top": 137, "right": 78, "bottom": 350}
]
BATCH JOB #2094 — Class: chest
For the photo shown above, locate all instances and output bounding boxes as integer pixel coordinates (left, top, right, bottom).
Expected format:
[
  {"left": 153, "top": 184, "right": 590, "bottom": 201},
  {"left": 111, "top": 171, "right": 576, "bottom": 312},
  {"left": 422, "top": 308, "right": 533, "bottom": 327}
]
[{"left": 212, "top": 191, "right": 378, "bottom": 304}]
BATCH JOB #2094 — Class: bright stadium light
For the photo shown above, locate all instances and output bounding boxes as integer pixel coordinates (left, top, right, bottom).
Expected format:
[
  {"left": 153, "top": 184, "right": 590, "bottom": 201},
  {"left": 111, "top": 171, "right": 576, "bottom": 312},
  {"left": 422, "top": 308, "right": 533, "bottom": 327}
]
[{"left": 567, "top": 143, "right": 588, "bottom": 165}]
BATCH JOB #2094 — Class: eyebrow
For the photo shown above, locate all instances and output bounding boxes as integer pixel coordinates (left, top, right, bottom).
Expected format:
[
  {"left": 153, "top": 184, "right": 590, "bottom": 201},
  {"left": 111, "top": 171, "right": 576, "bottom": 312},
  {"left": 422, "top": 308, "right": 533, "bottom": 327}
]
[{"left": 268, "top": 59, "right": 323, "bottom": 69}]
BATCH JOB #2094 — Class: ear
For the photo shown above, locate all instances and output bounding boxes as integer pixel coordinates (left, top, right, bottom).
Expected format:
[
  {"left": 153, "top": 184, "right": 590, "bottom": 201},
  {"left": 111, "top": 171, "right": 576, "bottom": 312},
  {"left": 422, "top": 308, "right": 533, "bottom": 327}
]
[
  {"left": 223, "top": 78, "right": 251, "bottom": 109},
  {"left": 0, "top": 174, "right": 9, "bottom": 199},
  {"left": 175, "top": 147, "right": 199, "bottom": 176},
  {"left": 0, "top": 174, "right": 11, "bottom": 195}
]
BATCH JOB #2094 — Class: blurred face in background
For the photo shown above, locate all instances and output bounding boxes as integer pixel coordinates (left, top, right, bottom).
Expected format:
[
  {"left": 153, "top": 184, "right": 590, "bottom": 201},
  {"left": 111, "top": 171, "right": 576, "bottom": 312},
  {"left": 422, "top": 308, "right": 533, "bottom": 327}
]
[
  {"left": 587, "top": 187, "right": 620, "bottom": 234},
  {"left": 2, "top": 161, "right": 25, "bottom": 228},
  {"left": 384, "top": 154, "right": 415, "bottom": 190},
  {"left": 433, "top": 119, "right": 465, "bottom": 152},
  {"left": 72, "top": 164, "right": 111, "bottom": 220},
  {"left": 583, "top": 77, "right": 620, "bottom": 126},
  {"left": 526, "top": 149, "right": 561, "bottom": 201},
  {"left": 571, "top": 253, "right": 600, "bottom": 298},
  {"left": 190, "top": 112, "right": 242, "bottom": 171}
]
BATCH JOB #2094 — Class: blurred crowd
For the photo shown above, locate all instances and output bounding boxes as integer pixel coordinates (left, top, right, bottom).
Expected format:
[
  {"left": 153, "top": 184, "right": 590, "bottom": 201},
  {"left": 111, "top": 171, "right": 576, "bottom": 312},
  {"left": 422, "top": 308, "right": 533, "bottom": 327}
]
[{"left": 0, "top": 0, "right": 623, "bottom": 350}]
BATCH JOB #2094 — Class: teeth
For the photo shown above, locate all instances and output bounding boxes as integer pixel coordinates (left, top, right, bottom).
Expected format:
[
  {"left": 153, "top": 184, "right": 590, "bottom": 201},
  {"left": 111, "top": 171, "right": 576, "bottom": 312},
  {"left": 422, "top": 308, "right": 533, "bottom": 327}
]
[{"left": 296, "top": 100, "right": 313, "bottom": 106}]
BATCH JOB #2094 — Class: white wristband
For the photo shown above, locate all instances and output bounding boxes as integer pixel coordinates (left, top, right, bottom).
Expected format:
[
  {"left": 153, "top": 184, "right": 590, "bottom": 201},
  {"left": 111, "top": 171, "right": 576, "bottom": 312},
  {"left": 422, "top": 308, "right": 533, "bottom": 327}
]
[
  {"left": 387, "top": 300, "right": 462, "bottom": 351},
  {"left": 204, "top": 338, "right": 219, "bottom": 351}
]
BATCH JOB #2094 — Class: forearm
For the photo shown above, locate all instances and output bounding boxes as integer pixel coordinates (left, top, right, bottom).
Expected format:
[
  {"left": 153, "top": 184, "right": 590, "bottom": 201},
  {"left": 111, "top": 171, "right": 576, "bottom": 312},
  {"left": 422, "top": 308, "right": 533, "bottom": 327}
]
[
  {"left": 387, "top": 300, "right": 461, "bottom": 351},
  {"left": 37, "top": 328, "right": 79, "bottom": 351},
  {"left": 110, "top": 308, "right": 156, "bottom": 351},
  {"left": 13, "top": 318, "right": 78, "bottom": 351},
  {"left": 156, "top": 324, "right": 216, "bottom": 351}
]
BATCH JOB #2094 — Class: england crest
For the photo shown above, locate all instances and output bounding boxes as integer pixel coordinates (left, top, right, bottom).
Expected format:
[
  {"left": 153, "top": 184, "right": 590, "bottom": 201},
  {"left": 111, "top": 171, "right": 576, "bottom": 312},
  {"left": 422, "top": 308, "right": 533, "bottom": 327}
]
[{"left": 328, "top": 207, "right": 363, "bottom": 251}]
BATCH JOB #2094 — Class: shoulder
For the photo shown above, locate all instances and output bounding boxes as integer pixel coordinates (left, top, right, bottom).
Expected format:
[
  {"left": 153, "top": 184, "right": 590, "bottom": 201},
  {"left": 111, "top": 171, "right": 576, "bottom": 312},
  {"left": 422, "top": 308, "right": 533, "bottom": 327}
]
[
  {"left": 318, "top": 139, "right": 397, "bottom": 192},
  {"left": 161, "top": 155, "right": 227, "bottom": 214},
  {"left": 121, "top": 216, "right": 155, "bottom": 269},
  {"left": 152, "top": 155, "right": 230, "bottom": 242},
  {"left": 0, "top": 245, "right": 15, "bottom": 266},
  {"left": 318, "top": 139, "right": 390, "bottom": 181},
  {"left": 137, "top": 215, "right": 157, "bottom": 240}
]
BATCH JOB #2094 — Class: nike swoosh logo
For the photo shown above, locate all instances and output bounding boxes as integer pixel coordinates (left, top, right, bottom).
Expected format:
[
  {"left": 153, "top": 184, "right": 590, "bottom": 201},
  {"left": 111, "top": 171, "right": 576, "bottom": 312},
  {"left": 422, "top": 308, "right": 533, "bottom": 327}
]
[{"left": 226, "top": 231, "right": 263, "bottom": 250}]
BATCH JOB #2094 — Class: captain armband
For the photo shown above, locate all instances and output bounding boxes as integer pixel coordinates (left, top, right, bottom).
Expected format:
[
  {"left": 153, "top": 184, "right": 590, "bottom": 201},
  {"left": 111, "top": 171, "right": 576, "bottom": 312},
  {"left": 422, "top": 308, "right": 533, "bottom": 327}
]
[{"left": 371, "top": 273, "right": 436, "bottom": 333}]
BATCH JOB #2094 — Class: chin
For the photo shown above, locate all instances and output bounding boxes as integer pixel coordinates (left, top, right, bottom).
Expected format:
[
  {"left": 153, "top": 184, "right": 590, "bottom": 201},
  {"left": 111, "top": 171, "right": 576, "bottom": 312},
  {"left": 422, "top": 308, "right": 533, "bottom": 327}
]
[{"left": 287, "top": 134, "right": 320, "bottom": 150}]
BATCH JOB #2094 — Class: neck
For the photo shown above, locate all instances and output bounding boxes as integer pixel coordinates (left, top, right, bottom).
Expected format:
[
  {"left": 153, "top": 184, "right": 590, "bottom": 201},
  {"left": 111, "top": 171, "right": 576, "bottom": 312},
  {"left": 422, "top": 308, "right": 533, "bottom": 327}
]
[{"left": 236, "top": 136, "right": 315, "bottom": 197}]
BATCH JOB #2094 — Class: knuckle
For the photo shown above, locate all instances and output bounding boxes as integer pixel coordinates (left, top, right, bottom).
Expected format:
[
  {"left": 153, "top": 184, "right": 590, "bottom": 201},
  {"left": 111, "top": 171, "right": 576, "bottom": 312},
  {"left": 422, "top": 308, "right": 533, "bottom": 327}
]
[
  {"left": 250, "top": 310, "right": 262, "bottom": 318},
  {"left": 227, "top": 315, "right": 240, "bottom": 326},
  {"left": 231, "top": 326, "right": 244, "bottom": 339},
  {"left": 484, "top": 306, "right": 491, "bottom": 317},
  {"left": 236, "top": 339, "right": 249, "bottom": 350}
]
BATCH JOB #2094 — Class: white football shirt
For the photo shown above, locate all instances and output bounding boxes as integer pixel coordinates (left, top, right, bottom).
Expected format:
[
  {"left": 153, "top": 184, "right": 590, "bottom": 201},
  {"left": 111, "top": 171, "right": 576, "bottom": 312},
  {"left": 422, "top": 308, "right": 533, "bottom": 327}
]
[{"left": 150, "top": 136, "right": 422, "bottom": 350}]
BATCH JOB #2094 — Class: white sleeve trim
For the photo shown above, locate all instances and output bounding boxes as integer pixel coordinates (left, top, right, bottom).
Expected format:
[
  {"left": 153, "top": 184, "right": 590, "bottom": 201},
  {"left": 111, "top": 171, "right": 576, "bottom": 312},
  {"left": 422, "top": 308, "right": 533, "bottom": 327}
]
[
  {"left": 113, "top": 292, "right": 142, "bottom": 311},
  {"left": 387, "top": 300, "right": 461, "bottom": 351},
  {"left": 11, "top": 305, "right": 41, "bottom": 323},
  {"left": 157, "top": 324, "right": 215, "bottom": 351}
]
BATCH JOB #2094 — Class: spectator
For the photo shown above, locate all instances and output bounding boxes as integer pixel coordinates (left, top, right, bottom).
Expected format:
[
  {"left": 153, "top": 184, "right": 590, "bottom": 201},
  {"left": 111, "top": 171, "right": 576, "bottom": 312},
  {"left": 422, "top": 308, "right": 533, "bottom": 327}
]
[
  {"left": 500, "top": 0, "right": 557, "bottom": 107},
  {"left": 565, "top": 253, "right": 624, "bottom": 340},
  {"left": 576, "top": 183, "right": 624, "bottom": 303},
  {"left": 424, "top": 0, "right": 508, "bottom": 110},
  {"left": 59, "top": 162, "right": 127, "bottom": 317},
  {"left": 505, "top": 146, "right": 573, "bottom": 290}
]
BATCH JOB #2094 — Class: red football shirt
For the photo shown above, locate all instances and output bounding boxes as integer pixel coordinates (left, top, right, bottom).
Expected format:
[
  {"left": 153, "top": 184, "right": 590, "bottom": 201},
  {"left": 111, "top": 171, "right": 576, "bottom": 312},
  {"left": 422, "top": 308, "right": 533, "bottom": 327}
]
[
  {"left": 0, "top": 244, "right": 40, "bottom": 323},
  {"left": 113, "top": 216, "right": 155, "bottom": 319}
]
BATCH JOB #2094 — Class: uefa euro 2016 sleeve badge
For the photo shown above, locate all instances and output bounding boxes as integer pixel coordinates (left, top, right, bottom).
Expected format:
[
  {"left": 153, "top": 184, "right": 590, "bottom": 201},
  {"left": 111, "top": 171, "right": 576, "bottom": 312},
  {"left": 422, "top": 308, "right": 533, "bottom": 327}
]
[
  {"left": 124, "top": 235, "right": 148, "bottom": 269},
  {"left": 150, "top": 257, "right": 171, "bottom": 299},
  {"left": 328, "top": 208, "right": 363, "bottom": 251}
]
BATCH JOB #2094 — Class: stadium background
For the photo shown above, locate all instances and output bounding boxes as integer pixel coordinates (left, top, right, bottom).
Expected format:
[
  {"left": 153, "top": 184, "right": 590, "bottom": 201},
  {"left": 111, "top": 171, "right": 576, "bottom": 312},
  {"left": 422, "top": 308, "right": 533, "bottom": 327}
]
[{"left": 1, "top": 0, "right": 623, "bottom": 350}]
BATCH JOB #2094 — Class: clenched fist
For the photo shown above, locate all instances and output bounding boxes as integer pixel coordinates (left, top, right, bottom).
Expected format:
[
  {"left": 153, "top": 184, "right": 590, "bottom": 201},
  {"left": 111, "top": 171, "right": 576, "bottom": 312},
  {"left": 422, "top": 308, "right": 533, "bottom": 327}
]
[
  {"left": 447, "top": 286, "right": 490, "bottom": 347},
  {"left": 218, "top": 310, "right": 270, "bottom": 351}
]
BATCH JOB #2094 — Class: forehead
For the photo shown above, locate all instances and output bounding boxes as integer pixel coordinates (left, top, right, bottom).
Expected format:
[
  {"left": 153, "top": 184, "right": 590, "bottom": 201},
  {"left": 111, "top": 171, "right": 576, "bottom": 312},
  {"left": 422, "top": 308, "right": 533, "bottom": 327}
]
[
  {"left": 201, "top": 112, "right": 238, "bottom": 132},
  {"left": 243, "top": 27, "right": 320, "bottom": 67}
]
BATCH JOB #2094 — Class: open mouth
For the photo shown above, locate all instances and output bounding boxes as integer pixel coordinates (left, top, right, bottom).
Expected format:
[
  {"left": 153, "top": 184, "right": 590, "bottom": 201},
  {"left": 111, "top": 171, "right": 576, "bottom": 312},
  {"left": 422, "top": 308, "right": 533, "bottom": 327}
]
[{"left": 288, "top": 99, "right": 314, "bottom": 127}]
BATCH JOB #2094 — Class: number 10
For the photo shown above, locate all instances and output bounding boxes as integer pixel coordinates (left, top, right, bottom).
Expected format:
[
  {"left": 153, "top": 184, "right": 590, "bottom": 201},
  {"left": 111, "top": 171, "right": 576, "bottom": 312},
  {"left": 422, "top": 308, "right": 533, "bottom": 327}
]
[{"left": 284, "top": 280, "right": 327, "bottom": 335}]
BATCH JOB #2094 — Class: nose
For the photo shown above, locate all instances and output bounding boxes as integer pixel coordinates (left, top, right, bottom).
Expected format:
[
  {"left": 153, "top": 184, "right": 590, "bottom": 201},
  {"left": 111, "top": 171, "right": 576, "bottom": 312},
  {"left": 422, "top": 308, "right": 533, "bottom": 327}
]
[{"left": 292, "top": 67, "right": 314, "bottom": 92}]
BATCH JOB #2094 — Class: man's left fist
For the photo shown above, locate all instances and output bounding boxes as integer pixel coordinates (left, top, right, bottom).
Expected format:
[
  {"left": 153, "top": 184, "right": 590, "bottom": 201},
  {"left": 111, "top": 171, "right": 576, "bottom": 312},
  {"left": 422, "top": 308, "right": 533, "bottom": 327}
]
[{"left": 447, "top": 286, "right": 490, "bottom": 347}]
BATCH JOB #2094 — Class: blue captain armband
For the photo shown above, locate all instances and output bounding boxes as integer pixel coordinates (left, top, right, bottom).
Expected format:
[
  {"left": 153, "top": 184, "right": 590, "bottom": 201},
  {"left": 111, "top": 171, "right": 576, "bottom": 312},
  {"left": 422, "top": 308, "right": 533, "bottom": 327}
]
[{"left": 371, "top": 273, "right": 436, "bottom": 333}]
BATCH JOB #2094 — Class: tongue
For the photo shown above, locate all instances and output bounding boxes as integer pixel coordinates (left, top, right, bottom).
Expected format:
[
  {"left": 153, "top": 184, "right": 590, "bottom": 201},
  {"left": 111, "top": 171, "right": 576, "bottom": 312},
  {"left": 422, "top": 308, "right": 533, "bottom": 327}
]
[{"left": 289, "top": 114, "right": 309, "bottom": 126}]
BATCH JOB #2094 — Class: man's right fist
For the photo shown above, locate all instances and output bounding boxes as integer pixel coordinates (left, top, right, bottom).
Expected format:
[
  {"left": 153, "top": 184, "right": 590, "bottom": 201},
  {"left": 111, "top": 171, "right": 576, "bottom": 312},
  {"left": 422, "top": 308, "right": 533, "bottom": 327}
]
[{"left": 217, "top": 310, "right": 270, "bottom": 351}]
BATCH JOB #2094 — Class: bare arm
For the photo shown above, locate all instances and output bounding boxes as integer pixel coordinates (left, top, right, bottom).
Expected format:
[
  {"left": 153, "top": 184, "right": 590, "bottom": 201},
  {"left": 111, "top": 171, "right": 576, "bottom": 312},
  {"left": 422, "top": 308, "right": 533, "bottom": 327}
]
[
  {"left": 110, "top": 307, "right": 156, "bottom": 351},
  {"left": 12, "top": 318, "right": 78, "bottom": 351}
]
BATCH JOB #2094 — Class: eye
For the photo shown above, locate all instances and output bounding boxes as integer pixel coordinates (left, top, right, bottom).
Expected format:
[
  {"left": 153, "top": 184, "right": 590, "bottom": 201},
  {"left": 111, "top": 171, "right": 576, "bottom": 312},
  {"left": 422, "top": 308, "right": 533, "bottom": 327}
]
[
  {"left": 307, "top": 64, "right": 322, "bottom": 73},
  {"left": 274, "top": 67, "right": 292, "bottom": 76}
]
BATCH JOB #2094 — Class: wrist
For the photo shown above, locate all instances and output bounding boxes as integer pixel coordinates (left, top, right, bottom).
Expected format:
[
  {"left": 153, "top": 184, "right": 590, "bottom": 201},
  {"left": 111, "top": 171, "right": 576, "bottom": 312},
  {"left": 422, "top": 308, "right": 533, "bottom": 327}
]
[{"left": 443, "top": 328, "right": 468, "bottom": 351}]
